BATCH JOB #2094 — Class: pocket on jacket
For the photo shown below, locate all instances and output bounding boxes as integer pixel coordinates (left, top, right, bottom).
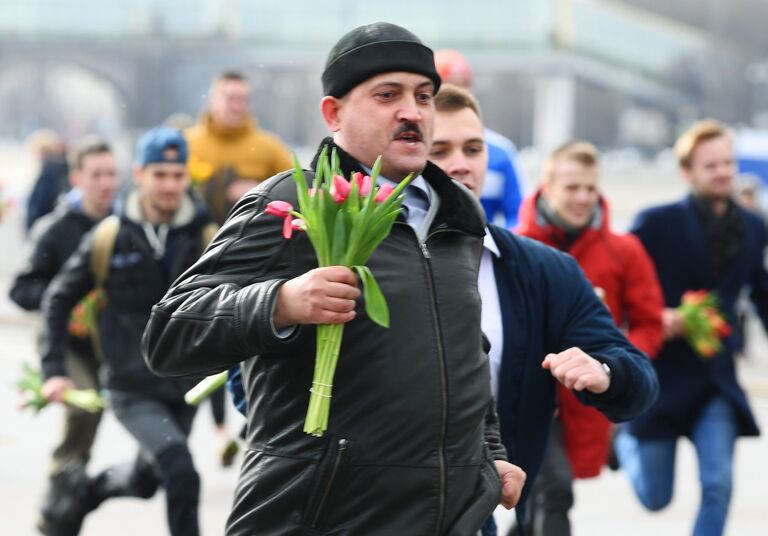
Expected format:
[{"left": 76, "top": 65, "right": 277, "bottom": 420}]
[
  {"left": 302, "top": 437, "right": 350, "bottom": 531},
  {"left": 443, "top": 447, "right": 502, "bottom": 536},
  {"left": 226, "top": 448, "right": 318, "bottom": 535}
]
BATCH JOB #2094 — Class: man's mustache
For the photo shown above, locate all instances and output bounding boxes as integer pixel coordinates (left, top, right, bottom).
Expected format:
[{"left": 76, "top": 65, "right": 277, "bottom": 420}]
[{"left": 393, "top": 123, "right": 423, "bottom": 141}]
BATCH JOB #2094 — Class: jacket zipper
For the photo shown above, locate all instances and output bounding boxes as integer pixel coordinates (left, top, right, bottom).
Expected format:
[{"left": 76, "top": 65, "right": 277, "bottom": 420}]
[
  {"left": 417, "top": 233, "right": 449, "bottom": 536},
  {"left": 311, "top": 438, "right": 348, "bottom": 528}
]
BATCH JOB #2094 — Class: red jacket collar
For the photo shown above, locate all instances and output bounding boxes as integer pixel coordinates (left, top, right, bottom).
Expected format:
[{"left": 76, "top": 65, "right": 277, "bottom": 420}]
[{"left": 515, "top": 189, "right": 612, "bottom": 252}]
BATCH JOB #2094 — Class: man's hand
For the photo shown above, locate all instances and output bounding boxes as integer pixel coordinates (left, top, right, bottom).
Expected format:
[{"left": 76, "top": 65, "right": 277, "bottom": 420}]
[
  {"left": 542, "top": 347, "right": 610, "bottom": 394},
  {"left": 42, "top": 376, "right": 75, "bottom": 403},
  {"left": 662, "top": 307, "right": 685, "bottom": 340},
  {"left": 273, "top": 266, "right": 360, "bottom": 328},
  {"left": 494, "top": 460, "right": 526, "bottom": 509}
]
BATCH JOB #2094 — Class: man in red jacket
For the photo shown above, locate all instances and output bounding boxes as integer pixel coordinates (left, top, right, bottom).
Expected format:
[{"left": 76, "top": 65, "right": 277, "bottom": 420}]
[{"left": 516, "top": 141, "right": 664, "bottom": 535}]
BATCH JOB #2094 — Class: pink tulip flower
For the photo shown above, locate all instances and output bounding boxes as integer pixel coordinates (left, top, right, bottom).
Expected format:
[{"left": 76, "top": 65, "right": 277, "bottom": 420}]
[
  {"left": 331, "top": 175, "right": 352, "bottom": 203},
  {"left": 374, "top": 183, "right": 394, "bottom": 203},
  {"left": 282, "top": 215, "right": 294, "bottom": 239},
  {"left": 265, "top": 200, "right": 293, "bottom": 217},
  {"left": 353, "top": 172, "right": 373, "bottom": 196}
]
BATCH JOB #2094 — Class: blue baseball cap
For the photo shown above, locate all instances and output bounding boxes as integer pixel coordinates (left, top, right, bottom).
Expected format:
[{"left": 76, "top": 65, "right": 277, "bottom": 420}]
[{"left": 135, "top": 126, "right": 188, "bottom": 167}]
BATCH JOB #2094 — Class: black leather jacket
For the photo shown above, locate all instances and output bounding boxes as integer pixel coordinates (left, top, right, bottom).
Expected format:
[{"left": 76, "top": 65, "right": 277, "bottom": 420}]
[{"left": 143, "top": 140, "right": 507, "bottom": 535}]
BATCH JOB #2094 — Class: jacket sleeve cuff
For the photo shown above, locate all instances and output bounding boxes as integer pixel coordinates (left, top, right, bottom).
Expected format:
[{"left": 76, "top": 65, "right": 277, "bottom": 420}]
[
  {"left": 271, "top": 320, "right": 298, "bottom": 339},
  {"left": 484, "top": 398, "right": 509, "bottom": 462},
  {"left": 41, "top": 357, "right": 68, "bottom": 380},
  {"left": 575, "top": 353, "right": 628, "bottom": 406},
  {"left": 236, "top": 279, "right": 301, "bottom": 354}
]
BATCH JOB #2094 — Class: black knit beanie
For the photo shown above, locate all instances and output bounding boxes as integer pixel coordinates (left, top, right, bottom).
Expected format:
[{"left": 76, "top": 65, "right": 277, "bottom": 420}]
[{"left": 322, "top": 22, "right": 441, "bottom": 98}]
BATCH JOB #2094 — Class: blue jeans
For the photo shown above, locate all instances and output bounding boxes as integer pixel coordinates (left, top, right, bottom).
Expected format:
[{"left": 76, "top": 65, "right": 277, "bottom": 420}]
[{"left": 615, "top": 396, "right": 738, "bottom": 536}]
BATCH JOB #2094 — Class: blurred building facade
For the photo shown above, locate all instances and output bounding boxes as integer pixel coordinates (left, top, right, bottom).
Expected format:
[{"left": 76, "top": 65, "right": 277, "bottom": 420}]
[{"left": 0, "top": 0, "right": 764, "bottom": 152}]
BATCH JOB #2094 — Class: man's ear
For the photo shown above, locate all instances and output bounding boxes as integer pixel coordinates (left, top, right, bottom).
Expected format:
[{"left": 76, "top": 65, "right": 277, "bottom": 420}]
[
  {"left": 680, "top": 166, "right": 694, "bottom": 187},
  {"left": 320, "top": 96, "right": 343, "bottom": 132},
  {"left": 540, "top": 177, "right": 551, "bottom": 198},
  {"left": 132, "top": 164, "right": 144, "bottom": 187},
  {"left": 69, "top": 170, "right": 81, "bottom": 189}
]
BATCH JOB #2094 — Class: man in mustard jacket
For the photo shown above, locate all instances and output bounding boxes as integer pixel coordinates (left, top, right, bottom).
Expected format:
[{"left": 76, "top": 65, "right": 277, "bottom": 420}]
[{"left": 186, "top": 71, "right": 293, "bottom": 224}]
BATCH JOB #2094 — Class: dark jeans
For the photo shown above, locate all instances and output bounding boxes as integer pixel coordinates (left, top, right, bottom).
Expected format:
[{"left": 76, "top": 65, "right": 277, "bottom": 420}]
[
  {"left": 523, "top": 417, "right": 573, "bottom": 536},
  {"left": 109, "top": 390, "right": 200, "bottom": 536}
]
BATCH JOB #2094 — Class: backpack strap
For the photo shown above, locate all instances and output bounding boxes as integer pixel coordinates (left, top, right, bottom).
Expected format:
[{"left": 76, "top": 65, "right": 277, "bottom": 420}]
[{"left": 90, "top": 214, "right": 121, "bottom": 289}]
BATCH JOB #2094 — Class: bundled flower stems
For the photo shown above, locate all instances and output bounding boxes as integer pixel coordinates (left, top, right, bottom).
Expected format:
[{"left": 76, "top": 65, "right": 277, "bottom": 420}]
[
  {"left": 16, "top": 363, "right": 104, "bottom": 414},
  {"left": 184, "top": 371, "right": 228, "bottom": 406}
]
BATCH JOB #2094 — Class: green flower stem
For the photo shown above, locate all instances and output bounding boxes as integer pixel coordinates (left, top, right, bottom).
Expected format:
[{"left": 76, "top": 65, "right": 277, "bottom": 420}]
[
  {"left": 62, "top": 389, "right": 105, "bottom": 413},
  {"left": 184, "top": 371, "right": 228, "bottom": 406},
  {"left": 285, "top": 150, "right": 412, "bottom": 437},
  {"left": 304, "top": 322, "right": 345, "bottom": 436}
]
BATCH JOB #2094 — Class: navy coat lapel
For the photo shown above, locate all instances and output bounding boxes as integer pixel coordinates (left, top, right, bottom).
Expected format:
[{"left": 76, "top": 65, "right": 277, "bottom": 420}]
[{"left": 488, "top": 226, "right": 529, "bottom": 460}]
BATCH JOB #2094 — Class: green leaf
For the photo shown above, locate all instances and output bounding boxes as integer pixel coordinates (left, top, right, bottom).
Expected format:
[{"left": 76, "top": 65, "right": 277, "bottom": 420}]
[
  {"left": 352, "top": 265, "right": 389, "bottom": 328},
  {"left": 319, "top": 185, "right": 338, "bottom": 266},
  {"left": 310, "top": 147, "right": 328, "bottom": 212},
  {"left": 330, "top": 208, "right": 347, "bottom": 265},
  {"left": 370, "top": 155, "right": 383, "bottom": 182},
  {"left": 291, "top": 154, "right": 310, "bottom": 212},
  {"left": 331, "top": 148, "right": 341, "bottom": 177},
  {"left": 370, "top": 174, "right": 413, "bottom": 220},
  {"left": 351, "top": 208, "right": 403, "bottom": 265},
  {"left": 346, "top": 177, "right": 360, "bottom": 218}
]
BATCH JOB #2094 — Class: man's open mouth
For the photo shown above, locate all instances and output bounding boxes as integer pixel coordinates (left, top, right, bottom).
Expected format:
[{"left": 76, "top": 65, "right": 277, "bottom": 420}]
[{"left": 395, "top": 131, "right": 423, "bottom": 143}]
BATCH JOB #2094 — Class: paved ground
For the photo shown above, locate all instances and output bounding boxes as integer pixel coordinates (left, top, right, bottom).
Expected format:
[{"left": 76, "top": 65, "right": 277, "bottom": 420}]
[{"left": 1, "top": 147, "right": 767, "bottom": 534}]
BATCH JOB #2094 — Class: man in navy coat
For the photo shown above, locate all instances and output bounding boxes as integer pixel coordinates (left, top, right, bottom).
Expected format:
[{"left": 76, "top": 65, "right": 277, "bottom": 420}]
[
  {"left": 616, "top": 119, "right": 766, "bottom": 536},
  {"left": 429, "top": 83, "right": 660, "bottom": 535}
]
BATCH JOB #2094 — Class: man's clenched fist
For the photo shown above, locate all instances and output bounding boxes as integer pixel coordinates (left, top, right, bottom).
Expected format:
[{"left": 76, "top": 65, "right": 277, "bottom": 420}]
[{"left": 542, "top": 347, "right": 610, "bottom": 394}]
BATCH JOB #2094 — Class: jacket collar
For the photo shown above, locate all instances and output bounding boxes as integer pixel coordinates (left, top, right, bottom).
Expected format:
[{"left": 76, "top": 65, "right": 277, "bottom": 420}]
[
  {"left": 517, "top": 189, "right": 611, "bottom": 251},
  {"left": 122, "top": 190, "right": 198, "bottom": 229},
  {"left": 309, "top": 137, "right": 486, "bottom": 236},
  {"left": 483, "top": 227, "right": 502, "bottom": 258}
]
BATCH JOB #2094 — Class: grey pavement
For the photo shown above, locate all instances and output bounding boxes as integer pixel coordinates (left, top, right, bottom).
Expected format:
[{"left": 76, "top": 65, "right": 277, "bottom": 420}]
[{"left": 1, "top": 149, "right": 767, "bottom": 534}]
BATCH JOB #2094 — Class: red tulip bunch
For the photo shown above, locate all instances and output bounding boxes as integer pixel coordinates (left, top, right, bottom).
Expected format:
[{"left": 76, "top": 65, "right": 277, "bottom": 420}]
[{"left": 677, "top": 290, "right": 732, "bottom": 358}]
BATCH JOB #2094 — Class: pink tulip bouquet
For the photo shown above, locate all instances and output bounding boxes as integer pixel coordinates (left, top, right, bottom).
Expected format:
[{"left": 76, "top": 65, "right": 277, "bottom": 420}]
[
  {"left": 183, "top": 147, "right": 413, "bottom": 437},
  {"left": 266, "top": 147, "right": 413, "bottom": 436}
]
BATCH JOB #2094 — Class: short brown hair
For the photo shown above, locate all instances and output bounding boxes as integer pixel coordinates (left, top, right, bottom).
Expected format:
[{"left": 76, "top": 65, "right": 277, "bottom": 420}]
[
  {"left": 540, "top": 140, "right": 599, "bottom": 183},
  {"left": 675, "top": 119, "right": 732, "bottom": 169},
  {"left": 213, "top": 70, "right": 249, "bottom": 85},
  {"left": 68, "top": 136, "right": 112, "bottom": 171},
  {"left": 434, "top": 83, "right": 481, "bottom": 117}
]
